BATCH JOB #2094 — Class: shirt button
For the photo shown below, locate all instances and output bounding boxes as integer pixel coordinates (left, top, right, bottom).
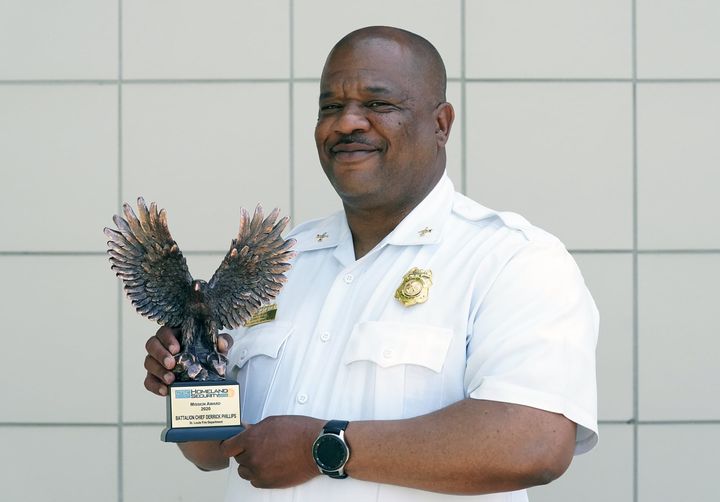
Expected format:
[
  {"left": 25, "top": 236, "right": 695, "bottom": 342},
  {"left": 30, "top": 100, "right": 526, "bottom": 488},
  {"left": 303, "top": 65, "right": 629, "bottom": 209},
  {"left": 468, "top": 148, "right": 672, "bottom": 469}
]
[
  {"left": 320, "top": 331, "right": 331, "bottom": 342},
  {"left": 343, "top": 273, "right": 354, "bottom": 284},
  {"left": 296, "top": 393, "right": 309, "bottom": 404},
  {"left": 240, "top": 348, "right": 248, "bottom": 359},
  {"left": 382, "top": 348, "right": 394, "bottom": 359}
]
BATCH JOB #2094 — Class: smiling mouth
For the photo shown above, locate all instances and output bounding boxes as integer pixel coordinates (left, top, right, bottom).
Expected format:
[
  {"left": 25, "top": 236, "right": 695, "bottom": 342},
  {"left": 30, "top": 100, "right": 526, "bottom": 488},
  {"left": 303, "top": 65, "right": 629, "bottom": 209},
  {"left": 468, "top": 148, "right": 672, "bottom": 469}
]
[{"left": 330, "top": 143, "right": 379, "bottom": 161}]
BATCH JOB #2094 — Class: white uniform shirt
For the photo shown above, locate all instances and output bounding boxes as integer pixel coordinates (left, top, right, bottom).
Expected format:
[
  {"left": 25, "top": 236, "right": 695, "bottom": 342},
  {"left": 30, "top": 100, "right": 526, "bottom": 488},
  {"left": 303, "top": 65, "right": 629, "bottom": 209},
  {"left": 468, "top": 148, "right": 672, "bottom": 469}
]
[{"left": 224, "top": 174, "right": 599, "bottom": 502}]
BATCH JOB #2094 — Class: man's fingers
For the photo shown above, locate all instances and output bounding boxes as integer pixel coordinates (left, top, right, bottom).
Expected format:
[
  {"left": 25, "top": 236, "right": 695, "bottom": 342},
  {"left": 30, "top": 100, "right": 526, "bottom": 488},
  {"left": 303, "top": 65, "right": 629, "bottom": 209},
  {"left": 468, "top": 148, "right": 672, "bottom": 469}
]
[
  {"left": 146, "top": 329, "right": 181, "bottom": 371},
  {"left": 142, "top": 327, "right": 181, "bottom": 398},
  {"left": 143, "top": 328, "right": 232, "bottom": 399},
  {"left": 144, "top": 372, "right": 169, "bottom": 397},
  {"left": 236, "top": 463, "right": 253, "bottom": 481},
  {"left": 145, "top": 336, "right": 176, "bottom": 371},
  {"left": 155, "top": 326, "right": 182, "bottom": 354},
  {"left": 144, "top": 354, "right": 175, "bottom": 385},
  {"left": 219, "top": 432, "right": 246, "bottom": 458}
]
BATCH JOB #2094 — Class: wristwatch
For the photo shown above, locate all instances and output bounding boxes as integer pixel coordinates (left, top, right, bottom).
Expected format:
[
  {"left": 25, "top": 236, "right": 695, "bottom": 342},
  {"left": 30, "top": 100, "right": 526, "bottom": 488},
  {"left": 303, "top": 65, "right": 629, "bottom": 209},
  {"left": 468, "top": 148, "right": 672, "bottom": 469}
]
[{"left": 312, "top": 419, "right": 350, "bottom": 478}]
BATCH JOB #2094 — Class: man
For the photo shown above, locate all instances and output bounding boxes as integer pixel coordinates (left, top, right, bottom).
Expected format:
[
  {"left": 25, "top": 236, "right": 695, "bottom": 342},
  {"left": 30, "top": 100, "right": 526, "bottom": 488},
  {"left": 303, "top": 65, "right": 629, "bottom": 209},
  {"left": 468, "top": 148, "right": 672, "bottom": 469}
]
[{"left": 144, "top": 26, "right": 598, "bottom": 501}]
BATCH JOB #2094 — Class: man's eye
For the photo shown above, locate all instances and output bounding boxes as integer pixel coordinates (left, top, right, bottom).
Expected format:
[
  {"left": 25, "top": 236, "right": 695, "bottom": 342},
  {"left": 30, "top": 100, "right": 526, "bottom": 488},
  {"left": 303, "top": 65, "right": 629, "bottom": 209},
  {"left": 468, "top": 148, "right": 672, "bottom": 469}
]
[
  {"left": 320, "top": 104, "right": 341, "bottom": 112},
  {"left": 367, "top": 101, "right": 394, "bottom": 111}
]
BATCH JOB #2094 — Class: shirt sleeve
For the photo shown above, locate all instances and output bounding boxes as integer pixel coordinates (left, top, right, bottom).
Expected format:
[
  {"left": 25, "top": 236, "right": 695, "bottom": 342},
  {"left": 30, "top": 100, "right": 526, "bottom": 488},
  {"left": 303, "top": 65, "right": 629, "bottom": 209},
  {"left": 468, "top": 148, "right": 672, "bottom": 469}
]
[{"left": 465, "top": 240, "right": 599, "bottom": 454}]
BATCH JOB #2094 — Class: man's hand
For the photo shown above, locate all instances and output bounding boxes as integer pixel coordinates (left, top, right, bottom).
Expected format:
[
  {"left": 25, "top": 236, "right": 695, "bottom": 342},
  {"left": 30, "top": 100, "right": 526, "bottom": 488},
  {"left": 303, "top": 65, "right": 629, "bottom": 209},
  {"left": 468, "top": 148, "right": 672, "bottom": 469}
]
[
  {"left": 220, "top": 415, "right": 324, "bottom": 489},
  {"left": 143, "top": 326, "right": 233, "bottom": 396},
  {"left": 142, "top": 326, "right": 235, "bottom": 471}
]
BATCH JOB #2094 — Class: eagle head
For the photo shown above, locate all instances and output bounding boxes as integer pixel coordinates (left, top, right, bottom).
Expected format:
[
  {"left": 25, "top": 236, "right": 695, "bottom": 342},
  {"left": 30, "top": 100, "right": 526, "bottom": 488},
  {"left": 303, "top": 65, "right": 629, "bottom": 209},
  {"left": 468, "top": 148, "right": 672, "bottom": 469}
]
[{"left": 191, "top": 279, "right": 207, "bottom": 298}]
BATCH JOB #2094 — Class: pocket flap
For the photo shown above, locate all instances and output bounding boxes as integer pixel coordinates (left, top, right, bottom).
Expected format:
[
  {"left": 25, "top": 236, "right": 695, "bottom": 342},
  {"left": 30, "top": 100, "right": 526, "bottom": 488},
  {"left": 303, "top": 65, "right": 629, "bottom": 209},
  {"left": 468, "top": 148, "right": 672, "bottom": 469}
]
[
  {"left": 230, "top": 321, "right": 293, "bottom": 369},
  {"left": 342, "top": 321, "right": 453, "bottom": 373}
]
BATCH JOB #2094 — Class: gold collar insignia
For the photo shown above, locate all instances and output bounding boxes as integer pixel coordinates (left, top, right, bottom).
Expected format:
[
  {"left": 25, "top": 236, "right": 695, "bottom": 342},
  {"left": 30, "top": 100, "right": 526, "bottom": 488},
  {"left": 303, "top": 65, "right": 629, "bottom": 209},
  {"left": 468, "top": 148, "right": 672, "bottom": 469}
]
[
  {"left": 394, "top": 268, "right": 433, "bottom": 307},
  {"left": 244, "top": 304, "right": 278, "bottom": 327}
]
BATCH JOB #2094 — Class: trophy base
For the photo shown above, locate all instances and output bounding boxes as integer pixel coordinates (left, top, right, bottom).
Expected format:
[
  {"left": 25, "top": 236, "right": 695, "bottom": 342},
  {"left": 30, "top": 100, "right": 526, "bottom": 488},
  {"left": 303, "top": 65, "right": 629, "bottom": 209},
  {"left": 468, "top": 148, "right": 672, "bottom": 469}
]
[
  {"left": 161, "top": 424, "right": 245, "bottom": 443},
  {"left": 161, "top": 380, "right": 243, "bottom": 443}
]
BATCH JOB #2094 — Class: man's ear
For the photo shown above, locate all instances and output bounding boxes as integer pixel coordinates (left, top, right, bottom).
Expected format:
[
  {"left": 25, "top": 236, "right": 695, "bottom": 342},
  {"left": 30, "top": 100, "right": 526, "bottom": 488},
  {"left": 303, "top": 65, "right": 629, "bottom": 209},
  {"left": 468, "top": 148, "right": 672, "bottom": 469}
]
[{"left": 434, "top": 102, "right": 455, "bottom": 147}]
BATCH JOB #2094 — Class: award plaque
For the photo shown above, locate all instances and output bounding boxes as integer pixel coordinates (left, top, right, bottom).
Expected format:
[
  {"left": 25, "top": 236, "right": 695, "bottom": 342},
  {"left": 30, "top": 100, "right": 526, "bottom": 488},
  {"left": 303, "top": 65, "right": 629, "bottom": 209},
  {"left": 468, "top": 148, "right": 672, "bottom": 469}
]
[
  {"left": 162, "top": 381, "right": 242, "bottom": 442},
  {"left": 104, "top": 198, "right": 295, "bottom": 442}
]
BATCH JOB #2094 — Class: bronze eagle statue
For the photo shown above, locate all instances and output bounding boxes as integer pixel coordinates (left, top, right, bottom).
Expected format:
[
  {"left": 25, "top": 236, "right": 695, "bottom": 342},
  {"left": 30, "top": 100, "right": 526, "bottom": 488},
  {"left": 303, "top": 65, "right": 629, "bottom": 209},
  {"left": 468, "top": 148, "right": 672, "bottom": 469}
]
[{"left": 104, "top": 198, "right": 296, "bottom": 381}]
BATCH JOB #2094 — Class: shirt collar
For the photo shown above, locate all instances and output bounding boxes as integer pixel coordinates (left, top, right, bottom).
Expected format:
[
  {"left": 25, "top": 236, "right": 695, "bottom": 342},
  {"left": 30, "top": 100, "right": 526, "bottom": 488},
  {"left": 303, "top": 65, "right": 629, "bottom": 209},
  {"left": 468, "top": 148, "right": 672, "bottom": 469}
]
[
  {"left": 291, "top": 210, "right": 349, "bottom": 253},
  {"left": 383, "top": 173, "right": 454, "bottom": 246},
  {"left": 290, "top": 173, "right": 455, "bottom": 256}
]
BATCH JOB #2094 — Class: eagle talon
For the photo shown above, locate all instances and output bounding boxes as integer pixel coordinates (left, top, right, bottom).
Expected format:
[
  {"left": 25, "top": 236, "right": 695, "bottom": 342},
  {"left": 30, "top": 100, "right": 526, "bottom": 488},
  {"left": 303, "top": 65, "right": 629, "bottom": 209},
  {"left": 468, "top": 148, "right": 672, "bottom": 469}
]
[
  {"left": 186, "top": 362, "right": 204, "bottom": 380},
  {"left": 207, "top": 352, "right": 228, "bottom": 377},
  {"left": 174, "top": 352, "right": 196, "bottom": 374}
]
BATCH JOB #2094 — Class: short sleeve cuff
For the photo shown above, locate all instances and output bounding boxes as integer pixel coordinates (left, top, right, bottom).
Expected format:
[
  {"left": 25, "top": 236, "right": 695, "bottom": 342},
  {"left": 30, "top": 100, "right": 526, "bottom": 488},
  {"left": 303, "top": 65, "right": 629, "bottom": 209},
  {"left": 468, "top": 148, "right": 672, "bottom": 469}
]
[{"left": 469, "top": 380, "right": 598, "bottom": 455}]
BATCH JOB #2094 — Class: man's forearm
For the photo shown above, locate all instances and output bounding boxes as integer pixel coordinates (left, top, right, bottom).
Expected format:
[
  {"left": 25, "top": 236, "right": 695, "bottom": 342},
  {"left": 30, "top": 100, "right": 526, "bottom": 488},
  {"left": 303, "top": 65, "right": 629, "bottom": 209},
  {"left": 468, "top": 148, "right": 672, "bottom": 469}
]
[
  {"left": 178, "top": 440, "right": 229, "bottom": 471},
  {"left": 344, "top": 398, "right": 576, "bottom": 495}
]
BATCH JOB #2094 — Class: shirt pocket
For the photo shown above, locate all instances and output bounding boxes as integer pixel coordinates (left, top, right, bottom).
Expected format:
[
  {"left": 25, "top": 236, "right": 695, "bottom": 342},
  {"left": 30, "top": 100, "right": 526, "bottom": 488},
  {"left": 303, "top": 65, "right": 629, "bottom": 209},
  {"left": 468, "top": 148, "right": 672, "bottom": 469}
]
[
  {"left": 342, "top": 321, "right": 454, "bottom": 419},
  {"left": 230, "top": 321, "right": 293, "bottom": 423}
]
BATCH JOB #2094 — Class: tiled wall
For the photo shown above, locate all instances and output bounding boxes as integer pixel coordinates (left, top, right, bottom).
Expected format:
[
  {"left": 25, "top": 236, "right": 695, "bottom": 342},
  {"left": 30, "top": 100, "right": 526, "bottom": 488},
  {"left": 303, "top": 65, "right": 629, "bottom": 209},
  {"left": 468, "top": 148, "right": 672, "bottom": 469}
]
[{"left": 1, "top": 1, "right": 718, "bottom": 501}]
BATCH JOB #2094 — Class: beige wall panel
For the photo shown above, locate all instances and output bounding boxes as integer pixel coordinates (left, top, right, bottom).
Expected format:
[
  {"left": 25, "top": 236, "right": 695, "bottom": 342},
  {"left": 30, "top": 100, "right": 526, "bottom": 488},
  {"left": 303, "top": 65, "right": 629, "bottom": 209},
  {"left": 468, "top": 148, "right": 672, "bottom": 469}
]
[
  {"left": 0, "top": 256, "right": 118, "bottom": 423},
  {"left": 466, "top": 83, "right": 633, "bottom": 250},
  {"left": 638, "top": 84, "right": 720, "bottom": 249},
  {"left": 0, "top": 85, "right": 117, "bottom": 252},
  {"left": 639, "top": 254, "right": 720, "bottom": 420},
  {"left": 0, "top": 426, "right": 117, "bottom": 501},
  {"left": 123, "top": 0, "right": 289, "bottom": 79},
  {"left": 122, "top": 83, "right": 291, "bottom": 252},
  {"left": 0, "top": 0, "right": 117, "bottom": 79},
  {"left": 466, "top": 0, "right": 631, "bottom": 78},
  {"left": 638, "top": 0, "right": 720, "bottom": 78},
  {"left": 638, "top": 424, "right": 720, "bottom": 501},
  {"left": 293, "top": 0, "right": 461, "bottom": 79}
]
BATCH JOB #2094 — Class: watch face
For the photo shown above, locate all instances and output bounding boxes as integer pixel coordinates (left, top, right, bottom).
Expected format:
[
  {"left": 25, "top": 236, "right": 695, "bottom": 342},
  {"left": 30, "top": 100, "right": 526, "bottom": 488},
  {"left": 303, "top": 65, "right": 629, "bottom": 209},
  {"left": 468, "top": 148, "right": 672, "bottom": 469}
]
[{"left": 313, "top": 434, "right": 348, "bottom": 471}]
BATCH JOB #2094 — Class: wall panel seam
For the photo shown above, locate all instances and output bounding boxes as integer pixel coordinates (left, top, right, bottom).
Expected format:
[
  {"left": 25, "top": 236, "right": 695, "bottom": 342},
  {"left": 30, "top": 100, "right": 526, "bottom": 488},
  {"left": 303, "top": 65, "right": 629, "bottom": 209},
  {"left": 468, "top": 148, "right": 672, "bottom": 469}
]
[
  {"left": 631, "top": 1, "right": 639, "bottom": 501},
  {"left": 117, "top": 0, "right": 124, "bottom": 500}
]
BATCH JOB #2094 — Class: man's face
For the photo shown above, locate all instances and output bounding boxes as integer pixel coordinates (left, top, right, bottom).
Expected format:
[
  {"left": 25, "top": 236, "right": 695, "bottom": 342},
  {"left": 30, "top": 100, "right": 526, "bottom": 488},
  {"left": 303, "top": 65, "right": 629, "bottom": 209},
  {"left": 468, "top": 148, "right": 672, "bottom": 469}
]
[{"left": 314, "top": 38, "right": 446, "bottom": 213}]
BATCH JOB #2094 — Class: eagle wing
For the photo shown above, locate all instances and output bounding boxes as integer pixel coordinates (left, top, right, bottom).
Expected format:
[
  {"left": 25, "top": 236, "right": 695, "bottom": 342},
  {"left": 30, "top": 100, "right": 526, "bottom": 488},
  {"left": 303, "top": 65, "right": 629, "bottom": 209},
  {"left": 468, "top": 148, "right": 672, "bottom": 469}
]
[
  {"left": 104, "top": 197, "right": 193, "bottom": 327},
  {"left": 207, "top": 206, "right": 296, "bottom": 330}
]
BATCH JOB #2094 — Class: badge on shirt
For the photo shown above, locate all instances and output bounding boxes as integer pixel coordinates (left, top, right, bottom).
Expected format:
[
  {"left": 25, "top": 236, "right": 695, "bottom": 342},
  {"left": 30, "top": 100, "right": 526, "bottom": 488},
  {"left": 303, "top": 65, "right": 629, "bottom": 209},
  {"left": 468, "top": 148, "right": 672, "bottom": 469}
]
[
  {"left": 394, "top": 268, "right": 433, "bottom": 307},
  {"left": 244, "top": 304, "right": 278, "bottom": 327}
]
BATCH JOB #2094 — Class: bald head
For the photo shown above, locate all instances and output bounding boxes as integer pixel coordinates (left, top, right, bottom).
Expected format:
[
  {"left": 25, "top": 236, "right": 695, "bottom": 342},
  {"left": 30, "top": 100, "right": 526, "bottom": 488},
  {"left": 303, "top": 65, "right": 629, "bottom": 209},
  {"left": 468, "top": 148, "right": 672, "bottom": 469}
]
[{"left": 324, "top": 26, "right": 447, "bottom": 103}]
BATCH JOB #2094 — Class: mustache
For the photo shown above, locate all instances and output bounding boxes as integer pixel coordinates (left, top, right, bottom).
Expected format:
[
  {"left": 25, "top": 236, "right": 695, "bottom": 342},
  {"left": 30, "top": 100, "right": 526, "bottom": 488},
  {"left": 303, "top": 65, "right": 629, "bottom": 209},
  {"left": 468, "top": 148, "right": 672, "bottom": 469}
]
[{"left": 331, "top": 134, "right": 380, "bottom": 150}]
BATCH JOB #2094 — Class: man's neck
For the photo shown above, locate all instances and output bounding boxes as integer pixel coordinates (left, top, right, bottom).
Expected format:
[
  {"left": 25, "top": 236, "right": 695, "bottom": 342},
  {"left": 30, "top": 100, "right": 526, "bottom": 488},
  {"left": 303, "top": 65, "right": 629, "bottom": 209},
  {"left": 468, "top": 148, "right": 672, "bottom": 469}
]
[
  {"left": 343, "top": 174, "right": 445, "bottom": 259},
  {"left": 345, "top": 205, "right": 412, "bottom": 259}
]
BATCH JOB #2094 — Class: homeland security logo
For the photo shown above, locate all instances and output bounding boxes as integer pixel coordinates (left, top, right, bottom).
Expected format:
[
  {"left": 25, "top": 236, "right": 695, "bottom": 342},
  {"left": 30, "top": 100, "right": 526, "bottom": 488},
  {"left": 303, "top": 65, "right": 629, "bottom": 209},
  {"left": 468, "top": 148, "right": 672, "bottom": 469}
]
[{"left": 174, "top": 388, "right": 234, "bottom": 399}]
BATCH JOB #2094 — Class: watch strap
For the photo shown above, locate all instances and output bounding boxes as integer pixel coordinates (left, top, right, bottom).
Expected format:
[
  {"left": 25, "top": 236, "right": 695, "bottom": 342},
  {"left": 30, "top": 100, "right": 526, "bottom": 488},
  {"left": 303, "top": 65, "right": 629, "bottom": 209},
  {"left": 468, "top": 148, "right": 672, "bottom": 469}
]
[
  {"left": 323, "top": 419, "right": 349, "bottom": 435},
  {"left": 326, "top": 468, "right": 348, "bottom": 479}
]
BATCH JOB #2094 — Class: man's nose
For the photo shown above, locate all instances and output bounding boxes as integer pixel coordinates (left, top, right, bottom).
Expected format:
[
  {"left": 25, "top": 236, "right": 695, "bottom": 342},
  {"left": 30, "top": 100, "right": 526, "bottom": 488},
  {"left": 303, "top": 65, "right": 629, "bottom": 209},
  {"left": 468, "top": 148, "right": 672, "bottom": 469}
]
[{"left": 334, "top": 103, "right": 370, "bottom": 134}]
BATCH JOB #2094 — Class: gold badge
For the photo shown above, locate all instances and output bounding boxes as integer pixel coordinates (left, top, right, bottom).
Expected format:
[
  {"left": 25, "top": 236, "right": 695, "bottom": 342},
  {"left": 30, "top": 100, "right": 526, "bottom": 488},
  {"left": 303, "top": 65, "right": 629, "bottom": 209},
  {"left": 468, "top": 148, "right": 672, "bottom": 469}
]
[
  {"left": 394, "top": 268, "right": 433, "bottom": 307},
  {"left": 244, "top": 304, "right": 278, "bottom": 327}
]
